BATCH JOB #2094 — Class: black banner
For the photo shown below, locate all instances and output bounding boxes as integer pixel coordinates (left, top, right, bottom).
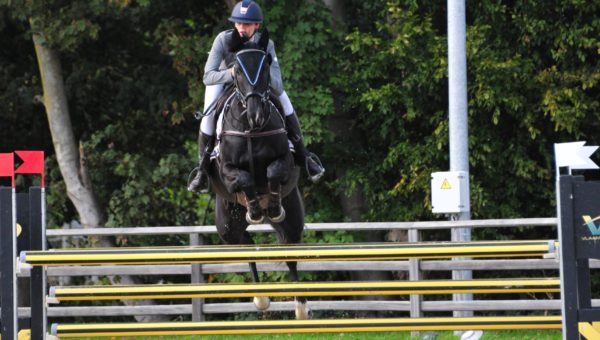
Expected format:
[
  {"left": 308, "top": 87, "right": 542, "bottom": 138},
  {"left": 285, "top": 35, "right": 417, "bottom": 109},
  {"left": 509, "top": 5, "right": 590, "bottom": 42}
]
[{"left": 573, "top": 182, "right": 600, "bottom": 260}]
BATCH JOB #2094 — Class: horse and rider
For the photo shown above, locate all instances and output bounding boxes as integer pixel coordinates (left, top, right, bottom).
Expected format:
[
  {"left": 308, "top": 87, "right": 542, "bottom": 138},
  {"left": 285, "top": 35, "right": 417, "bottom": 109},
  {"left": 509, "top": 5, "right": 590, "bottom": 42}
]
[
  {"left": 186, "top": 0, "right": 323, "bottom": 319},
  {"left": 188, "top": 0, "right": 325, "bottom": 193}
]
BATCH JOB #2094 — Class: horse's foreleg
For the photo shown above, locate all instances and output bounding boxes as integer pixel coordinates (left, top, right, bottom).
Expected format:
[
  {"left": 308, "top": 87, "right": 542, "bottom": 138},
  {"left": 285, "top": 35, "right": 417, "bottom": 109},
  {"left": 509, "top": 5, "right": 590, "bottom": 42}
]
[
  {"left": 237, "top": 171, "right": 263, "bottom": 224},
  {"left": 223, "top": 166, "right": 263, "bottom": 224},
  {"left": 245, "top": 197, "right": 263, "bottom": 224},
  {"left": 266, "top": 158, "right": 288, "bottom": 223},
  {"left": 267, "top": 183, "right": 285, "bottom": 223}
]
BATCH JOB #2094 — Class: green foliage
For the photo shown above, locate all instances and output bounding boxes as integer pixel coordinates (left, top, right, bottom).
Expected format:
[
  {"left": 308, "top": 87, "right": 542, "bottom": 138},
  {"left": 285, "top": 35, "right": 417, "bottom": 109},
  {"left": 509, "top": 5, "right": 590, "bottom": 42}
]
[
  {"left": 332, "top": 1, "right": 448, "bottom": 222},
  {"left": 259, "top": 0, "right": 338, "bottom": 145},
  {"left": 330, "top": 0, "right": 599, "bottom": 227},
  {"left": 0, "top": 1, "right": 221, "bottom": 232}
]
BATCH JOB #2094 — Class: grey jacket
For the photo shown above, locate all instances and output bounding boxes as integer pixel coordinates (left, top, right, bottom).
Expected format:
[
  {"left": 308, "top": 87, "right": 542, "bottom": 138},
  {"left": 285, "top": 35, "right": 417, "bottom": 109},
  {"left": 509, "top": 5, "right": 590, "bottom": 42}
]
[{"left": 203, "top": 29, "right": 284, "bottom": 96}]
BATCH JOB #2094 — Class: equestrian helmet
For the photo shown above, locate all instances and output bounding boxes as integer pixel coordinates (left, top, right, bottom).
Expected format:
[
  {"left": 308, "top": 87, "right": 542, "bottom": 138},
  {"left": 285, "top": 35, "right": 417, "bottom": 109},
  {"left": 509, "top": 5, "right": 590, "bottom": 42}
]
[{"left": 228, "top": 0, "right": 263, "bottom": 24}]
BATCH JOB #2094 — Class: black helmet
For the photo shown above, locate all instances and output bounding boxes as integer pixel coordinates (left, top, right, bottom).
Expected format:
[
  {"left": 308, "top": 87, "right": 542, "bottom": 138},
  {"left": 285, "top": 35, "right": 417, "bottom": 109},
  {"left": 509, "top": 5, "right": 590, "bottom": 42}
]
[{"left": 228, "top": 0, "right": 263, "bottom": 24}]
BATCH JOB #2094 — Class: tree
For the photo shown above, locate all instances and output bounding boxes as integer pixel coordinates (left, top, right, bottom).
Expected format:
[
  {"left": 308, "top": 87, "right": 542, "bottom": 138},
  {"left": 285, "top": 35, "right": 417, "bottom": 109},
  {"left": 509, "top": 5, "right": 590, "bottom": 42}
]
[
  {"left": 25, "top": 1, "right": 175, "bottom": 322},
  {"left": 1, "top": 0, "right": 224, "bottom": 321}
]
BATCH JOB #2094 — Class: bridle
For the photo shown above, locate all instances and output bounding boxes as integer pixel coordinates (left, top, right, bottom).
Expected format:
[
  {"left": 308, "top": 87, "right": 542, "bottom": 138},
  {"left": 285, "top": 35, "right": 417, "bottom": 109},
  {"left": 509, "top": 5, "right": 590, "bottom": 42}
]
[
  {"left": 222, "top": 48, "right": 285, "bottom": 137},
  {"left": 233, "top": 49, "right": 271, "bottom": 114}
]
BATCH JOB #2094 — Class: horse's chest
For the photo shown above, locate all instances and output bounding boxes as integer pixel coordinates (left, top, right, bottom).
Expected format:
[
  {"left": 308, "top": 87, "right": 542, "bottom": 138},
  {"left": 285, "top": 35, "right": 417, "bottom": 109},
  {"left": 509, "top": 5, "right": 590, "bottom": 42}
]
[{"left": 220, "top": 135, "right": 287, "bottom": 165}]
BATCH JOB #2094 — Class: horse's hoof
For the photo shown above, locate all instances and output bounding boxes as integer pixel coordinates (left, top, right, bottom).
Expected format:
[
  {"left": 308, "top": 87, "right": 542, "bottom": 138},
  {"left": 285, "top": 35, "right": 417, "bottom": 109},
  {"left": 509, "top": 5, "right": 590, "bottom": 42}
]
[
  {"left": 246, "top": 212, "right": 264, "bottom": 224},
  {"left": 294, "top": 300, "right": 312, "bottom": 320},
  {"left": 253, "top": 296, "right": 270, "bottom": 311},
  {"left": 268, "top": 207, "right": 286, "bottom": 223}
]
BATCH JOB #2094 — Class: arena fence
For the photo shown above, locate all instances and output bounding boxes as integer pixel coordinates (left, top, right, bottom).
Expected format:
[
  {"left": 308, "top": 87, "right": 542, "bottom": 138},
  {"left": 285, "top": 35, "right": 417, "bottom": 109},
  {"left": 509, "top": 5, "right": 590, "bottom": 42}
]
[{"left": 5, "top": 185, "right": 596, "bottom": 339}]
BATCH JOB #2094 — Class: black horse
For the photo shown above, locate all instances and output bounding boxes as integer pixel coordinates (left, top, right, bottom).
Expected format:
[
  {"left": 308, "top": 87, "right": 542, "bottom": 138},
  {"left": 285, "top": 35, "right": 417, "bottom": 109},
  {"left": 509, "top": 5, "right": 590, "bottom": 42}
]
[{"left": 206, "top": 29, "right": 310, "bottom": 319}]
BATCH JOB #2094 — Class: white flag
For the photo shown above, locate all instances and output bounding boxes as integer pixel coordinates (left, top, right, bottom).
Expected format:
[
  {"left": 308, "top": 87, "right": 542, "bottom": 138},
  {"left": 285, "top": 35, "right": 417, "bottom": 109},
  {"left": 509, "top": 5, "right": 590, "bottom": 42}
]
[{"left": 554, "top": 141, "right": 599, "bottom": 169}]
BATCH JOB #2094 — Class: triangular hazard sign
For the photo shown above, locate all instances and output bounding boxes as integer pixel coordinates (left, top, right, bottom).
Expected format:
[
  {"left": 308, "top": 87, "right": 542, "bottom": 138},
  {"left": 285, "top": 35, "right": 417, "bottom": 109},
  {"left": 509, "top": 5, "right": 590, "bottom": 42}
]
[{"left": 441, "top": 179, "right": 451, "bottom": 190}]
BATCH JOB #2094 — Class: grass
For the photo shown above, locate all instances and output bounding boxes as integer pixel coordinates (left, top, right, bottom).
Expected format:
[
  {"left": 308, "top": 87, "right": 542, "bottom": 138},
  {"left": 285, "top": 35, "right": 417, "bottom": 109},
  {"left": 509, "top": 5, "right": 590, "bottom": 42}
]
[{"left": 69, "top": 330, "right": 562, "bottom": 339}]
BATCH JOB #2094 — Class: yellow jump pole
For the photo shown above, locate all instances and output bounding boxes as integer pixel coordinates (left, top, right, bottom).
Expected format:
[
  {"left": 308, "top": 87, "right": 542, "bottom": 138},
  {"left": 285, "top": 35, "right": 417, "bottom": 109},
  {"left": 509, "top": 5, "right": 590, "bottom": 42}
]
[
  {"left": 51, "top": 316, "right": 562, "bottom": 338},
  {"left": 21, "top": 240, "right": 558, "bottom": 266},
  {"left": 49, "top": 278, "right": 560, "bottom": 301}
]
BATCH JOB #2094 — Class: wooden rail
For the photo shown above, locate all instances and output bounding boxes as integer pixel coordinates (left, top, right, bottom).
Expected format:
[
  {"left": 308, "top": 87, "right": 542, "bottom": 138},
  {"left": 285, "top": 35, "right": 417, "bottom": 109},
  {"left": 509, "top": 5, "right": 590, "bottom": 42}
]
[
  {"left": 45, "top": 218, "right": 558, "bottom": 237},
  {"left": 11, "top": 299, "right": 600, "bottom": 318}
]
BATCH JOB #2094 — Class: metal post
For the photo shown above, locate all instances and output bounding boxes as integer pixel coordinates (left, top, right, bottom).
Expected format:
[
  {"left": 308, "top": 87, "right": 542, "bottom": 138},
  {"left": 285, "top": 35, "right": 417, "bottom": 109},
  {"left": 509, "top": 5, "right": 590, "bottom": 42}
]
[
  {"left": 1, "top": 187, "right": 18, "bottom": 339},
  {"left": 448, "top": 0, "right": 472, "bottom": 319},
  {"left": 408, "top": 229, "right": 422, "bottom": 318},
  {"left": 408, "top": 229, "right": 423, "bottom": 338},
  {"left": 190, "top": 234, "right": 205, "bottom": 321},
  {"left": 557, "top": 175, "right": 580, "bottom": 340},
  {"left": 30, "top": 187, "right": 47, "bottom": 340}
]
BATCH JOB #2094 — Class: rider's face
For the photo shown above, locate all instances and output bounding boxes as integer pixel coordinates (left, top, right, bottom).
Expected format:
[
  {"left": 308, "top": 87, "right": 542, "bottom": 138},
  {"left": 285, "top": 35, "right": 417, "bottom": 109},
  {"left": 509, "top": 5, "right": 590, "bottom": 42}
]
[{"left": 234, "top": 22, "right": 260, "bottom": 39}]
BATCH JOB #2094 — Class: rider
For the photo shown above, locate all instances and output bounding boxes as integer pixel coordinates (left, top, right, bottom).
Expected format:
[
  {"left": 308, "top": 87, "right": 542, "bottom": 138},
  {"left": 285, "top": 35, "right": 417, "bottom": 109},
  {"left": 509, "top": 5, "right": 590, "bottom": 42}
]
[{"left": 188, "top": 0, "right": 325, "bottom": 192}]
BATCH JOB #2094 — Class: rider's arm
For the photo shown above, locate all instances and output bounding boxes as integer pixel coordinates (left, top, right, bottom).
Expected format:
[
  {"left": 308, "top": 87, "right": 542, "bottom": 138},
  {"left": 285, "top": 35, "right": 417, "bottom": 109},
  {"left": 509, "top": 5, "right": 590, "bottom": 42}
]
[
  {"left": 203, "top": 31, "right": 234, "bottom": 86},
  {"left": 267, "top": 40, "right": 284, "bottom": 97}
]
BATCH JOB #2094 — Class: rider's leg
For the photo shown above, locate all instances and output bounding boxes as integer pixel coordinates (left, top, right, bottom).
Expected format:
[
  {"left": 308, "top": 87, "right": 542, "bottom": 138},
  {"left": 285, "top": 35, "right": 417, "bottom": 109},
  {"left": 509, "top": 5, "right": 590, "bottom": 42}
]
[
  {"left": 188, "top": 84, "right": 222, "bottom": 192},
  {"left": 279, "top": 91, "right": 325, "bottom": 183}
]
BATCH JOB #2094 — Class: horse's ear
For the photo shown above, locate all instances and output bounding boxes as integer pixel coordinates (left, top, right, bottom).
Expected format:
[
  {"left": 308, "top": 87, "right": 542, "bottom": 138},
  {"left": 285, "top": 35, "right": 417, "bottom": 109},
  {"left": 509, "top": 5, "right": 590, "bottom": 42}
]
[
  {"left": 258, "top": 28, "right": 269, "bottom": 52},
  {"left": 229, "top": 29, "right": 244, "bottom": 53}
]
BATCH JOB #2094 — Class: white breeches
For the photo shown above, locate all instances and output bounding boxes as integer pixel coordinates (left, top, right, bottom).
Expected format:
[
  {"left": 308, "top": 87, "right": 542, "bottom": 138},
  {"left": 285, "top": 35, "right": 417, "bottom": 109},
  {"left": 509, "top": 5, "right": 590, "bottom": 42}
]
[{"left": 200, "top": 85, "right": 294, "bottom": 136}]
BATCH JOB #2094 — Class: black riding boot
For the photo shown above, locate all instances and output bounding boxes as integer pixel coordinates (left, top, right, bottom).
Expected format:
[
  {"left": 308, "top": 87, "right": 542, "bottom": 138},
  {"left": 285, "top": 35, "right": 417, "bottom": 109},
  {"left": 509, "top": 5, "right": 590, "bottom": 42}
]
[
  {"left": 187, "top": 132, "right": 216, "bottom": 193},
  {"left": 285, "top": 113, "right": 325, "bottom": 183}
]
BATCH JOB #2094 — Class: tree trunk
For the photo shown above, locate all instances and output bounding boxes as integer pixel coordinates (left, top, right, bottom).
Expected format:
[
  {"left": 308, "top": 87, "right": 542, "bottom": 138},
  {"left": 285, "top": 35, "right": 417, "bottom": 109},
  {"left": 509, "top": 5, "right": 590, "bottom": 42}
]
[
  {"left": 31, "top": 32, "right": 170, "bottom": 322},
  {"left": 223, "top": 0, "right": 236, "bottom": 11},
  {"left": 323, "top": 0, "right": 345, "bottom": 28}
]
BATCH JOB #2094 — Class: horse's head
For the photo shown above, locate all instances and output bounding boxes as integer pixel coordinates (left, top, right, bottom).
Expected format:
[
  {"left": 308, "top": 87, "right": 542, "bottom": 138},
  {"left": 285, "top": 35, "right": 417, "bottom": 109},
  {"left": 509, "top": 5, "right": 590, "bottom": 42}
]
[{"left": 229, "top": 28, "right": 272, "bottom": 130}]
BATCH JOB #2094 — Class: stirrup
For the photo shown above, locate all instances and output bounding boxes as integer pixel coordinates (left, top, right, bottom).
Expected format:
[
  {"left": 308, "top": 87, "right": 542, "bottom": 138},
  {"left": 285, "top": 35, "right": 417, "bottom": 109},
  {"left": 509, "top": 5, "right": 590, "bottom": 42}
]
[
  {"left": 305, "top": 152, "right": 325, "bottom": 183},
  {"left": 187, "top": 167, "right": 209, "bottom": 193}
]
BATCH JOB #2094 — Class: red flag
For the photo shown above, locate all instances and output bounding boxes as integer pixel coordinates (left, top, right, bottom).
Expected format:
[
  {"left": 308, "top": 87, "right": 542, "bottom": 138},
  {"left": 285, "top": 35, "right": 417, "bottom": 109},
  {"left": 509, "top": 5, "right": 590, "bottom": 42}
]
[
  {"left": 15, "top": 150, "right": 45, "bottom": 187},
  {"left": 0, "top": 153, "right": 15, "bottom": 187}
]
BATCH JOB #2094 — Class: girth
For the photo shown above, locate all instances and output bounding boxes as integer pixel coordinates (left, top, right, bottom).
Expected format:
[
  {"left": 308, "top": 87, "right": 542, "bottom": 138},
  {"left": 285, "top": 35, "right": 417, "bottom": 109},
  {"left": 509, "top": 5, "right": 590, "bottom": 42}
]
[{"left": 220, "top": 128, "right": 286, "bottom": 138}]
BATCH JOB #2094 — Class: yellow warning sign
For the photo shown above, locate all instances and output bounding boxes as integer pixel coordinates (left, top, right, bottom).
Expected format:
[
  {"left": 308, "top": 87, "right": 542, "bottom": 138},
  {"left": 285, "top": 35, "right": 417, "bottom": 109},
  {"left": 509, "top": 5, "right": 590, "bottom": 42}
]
[{"left": 441, "top": 179, "right": 452, "bottom": 190}]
